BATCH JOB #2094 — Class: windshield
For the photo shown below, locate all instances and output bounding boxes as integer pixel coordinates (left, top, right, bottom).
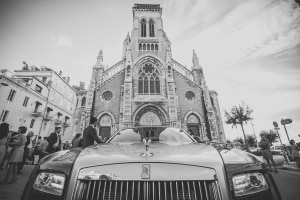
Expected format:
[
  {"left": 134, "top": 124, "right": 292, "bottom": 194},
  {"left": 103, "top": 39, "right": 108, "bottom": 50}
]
[{"left": 108, "top": 127, "right": 194, "bottom": 144}]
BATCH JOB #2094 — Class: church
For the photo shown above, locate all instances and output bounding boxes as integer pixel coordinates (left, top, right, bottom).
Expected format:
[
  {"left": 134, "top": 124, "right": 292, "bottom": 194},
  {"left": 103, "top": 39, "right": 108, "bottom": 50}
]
[{"left": 73, "top": 4, "right": 226, "bottom": 143}]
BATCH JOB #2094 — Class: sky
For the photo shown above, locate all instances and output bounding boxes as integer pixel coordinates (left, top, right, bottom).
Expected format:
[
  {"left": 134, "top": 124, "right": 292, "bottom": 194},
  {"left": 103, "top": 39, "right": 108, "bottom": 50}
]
[{"left": 0, "top": 0, "right": 300, "bottom": 144}]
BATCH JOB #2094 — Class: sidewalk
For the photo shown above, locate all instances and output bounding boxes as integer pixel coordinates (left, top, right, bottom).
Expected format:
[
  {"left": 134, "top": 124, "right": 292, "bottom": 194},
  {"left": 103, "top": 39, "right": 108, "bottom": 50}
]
[
  {"left": 0, "top": 165, "right": 35, "bottom": 200},
  {"left": 282, "top": 162, "right": 300, "bottom": 171}
]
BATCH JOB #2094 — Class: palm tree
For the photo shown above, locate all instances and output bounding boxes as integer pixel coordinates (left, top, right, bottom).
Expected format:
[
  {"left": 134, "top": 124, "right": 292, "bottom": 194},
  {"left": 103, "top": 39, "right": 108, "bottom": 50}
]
[{"left": 224, "top": 102, "right": 253, "bottom": 151}]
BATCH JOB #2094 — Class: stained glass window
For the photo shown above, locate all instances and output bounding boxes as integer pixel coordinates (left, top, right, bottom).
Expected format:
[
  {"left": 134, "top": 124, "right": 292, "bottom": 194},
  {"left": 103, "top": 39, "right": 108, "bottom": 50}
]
[{"left": 138, "top": 63, "right": 160, "bottom": 95}]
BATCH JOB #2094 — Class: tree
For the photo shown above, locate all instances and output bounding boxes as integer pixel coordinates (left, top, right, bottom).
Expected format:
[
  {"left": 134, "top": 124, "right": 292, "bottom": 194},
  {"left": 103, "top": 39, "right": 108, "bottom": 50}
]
[
  {"left": 224, "top": 101, "right": 253, "bottom": 151},
  {"left": 259, "top": 129, "right": 278, "bottom": 146},
  {"left": 246, "top": 135, "right": 257, "bottom": 147},
  {"left": 233, "top": 137, "right": 244, "bottom": 145}
]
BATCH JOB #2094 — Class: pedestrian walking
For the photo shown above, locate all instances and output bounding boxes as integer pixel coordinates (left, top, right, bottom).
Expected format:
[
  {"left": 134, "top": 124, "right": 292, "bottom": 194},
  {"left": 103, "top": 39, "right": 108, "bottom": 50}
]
[
  {"left": 18, "top": 131, "right": 34, "bottom": 174},
  {"left": 71, "top": 133, "right": 82, "bottom": 149},
  {"left": 281, "top": 144, "right": 290, "bottom": 164},
  {"left": 259, "top": 135, "right": 278, "bottom": 173},
  {"left": 0, "top": 123, "right": 9, "bottom": 170},
  {"left": 82, "top": 117, "right": 102, "bottom": 148},
  {"left": 290, "top": 139, "right": 300, "bottom": 168},
  {"left": 1, "top": 126, "right": 27, "bottom": 184},
  {"left": 45, "top": 127, "right": 62, "bottom": 154}
]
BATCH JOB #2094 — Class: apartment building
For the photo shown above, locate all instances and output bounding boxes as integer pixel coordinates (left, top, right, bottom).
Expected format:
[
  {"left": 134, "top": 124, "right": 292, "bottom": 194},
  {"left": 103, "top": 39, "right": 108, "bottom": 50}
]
[{"left": 0, "top": 65, "right": 77, "bottom": 142}]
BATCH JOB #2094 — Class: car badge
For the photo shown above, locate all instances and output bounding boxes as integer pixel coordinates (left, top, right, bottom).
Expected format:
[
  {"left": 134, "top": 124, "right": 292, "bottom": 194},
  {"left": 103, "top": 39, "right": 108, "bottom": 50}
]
[
  {"left": 140, "top": 139, "right": 153, "bottom": 157},
  {"left": 141, "top": 164, "right": 151, "bottom": 179}
]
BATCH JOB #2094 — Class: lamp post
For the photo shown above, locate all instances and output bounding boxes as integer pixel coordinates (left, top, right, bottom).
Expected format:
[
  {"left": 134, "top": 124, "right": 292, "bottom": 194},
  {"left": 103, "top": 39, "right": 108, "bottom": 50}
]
[
  {"left": 250, "top": 120, "right": 259, "bottom": 148},
  {"left": 281, "top": 118, "right": 292, "bottom": 142}
]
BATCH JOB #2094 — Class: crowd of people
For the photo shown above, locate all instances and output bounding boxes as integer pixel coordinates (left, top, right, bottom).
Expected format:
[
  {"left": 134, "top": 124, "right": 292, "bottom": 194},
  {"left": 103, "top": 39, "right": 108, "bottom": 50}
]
[
  {"left": 0, "top": 117, "right": 105, "bottom": 184},
  {"left": 259, "top": 135, "right": 300, "bottom": 172}
]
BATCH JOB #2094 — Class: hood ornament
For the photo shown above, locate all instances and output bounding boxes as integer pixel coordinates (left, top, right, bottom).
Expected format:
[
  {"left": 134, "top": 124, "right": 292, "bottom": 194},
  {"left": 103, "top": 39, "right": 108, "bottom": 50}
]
[{"left": 140, "top": 138, "right": 153, "bottom": 157}]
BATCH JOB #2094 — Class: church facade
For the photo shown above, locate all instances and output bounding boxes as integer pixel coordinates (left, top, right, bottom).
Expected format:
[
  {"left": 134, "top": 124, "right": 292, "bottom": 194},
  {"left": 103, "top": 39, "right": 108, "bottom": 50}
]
[{"left": 73, "top": 4, "right": 226, "bottom": 142}]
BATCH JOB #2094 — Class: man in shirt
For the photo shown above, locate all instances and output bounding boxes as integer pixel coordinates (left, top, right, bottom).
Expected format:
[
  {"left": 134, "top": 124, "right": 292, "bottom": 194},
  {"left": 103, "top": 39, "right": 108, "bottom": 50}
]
[
  {"left": 259, "top": 135, "right": 278, "bottom": 173},
  {"left": 82, "top": 117, "right": 102, "bottom": 148},
  {"left": 46, "top": 127, "right": 62, "bottom": 154},
  {"left": 18, "top": 130, "right": 33, "bottom": 174}
]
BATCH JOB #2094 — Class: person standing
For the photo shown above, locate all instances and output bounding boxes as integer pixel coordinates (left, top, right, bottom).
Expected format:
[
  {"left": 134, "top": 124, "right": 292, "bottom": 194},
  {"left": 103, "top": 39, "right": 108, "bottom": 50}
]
[
  {"left": 71, "top": 133, "right": 82, "bottom": 149},
  {"left": 18, "top": 131, "right": 34, "bottom": 174},
  {"left": 63, "top": 141, "right": 70, "bottom": 150},
  {"left": 281, "top": 144, "right": 290, "bottom": 165},
  {"left": 259, "top": 135, "right": 278, "bottom": 173},
  {"left": 1, "top": 126, "right": 27, "bottom": 184},
  {"left": 38, "top": 137, "right": 49, "bottom": 160},
  {"left": 82, "top": 117, "right": 102, "bottom": 148},
  {"left": 45, "top": 127, "right": 62, "bottom": 154},
  {"left": 290, "top": 139, "right": 300, "bottom": 168},
  {"left": 0, "top": 123, "right": 9, "bottom": 170}
]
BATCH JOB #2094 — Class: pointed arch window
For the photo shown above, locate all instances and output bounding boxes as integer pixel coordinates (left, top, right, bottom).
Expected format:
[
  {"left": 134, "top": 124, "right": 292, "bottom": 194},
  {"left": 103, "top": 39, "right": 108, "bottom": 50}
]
[
  {"left": 81, "top": 97, "right": 86, "bottom": 107},
  {"left": 141, "top": 19, "right": 146, "bottom": 37},
  {"left": 149, "top": 19, "right": 155, "bottom": 37},
  {"left": 138, "top": 63, "right": 161, "bottom": 95}
]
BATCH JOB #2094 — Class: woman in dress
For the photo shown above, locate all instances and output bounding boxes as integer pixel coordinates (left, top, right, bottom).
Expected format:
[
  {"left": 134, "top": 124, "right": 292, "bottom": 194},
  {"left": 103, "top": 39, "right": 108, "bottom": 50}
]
[
  {"left": 0, "top": 123, "right": 9, "bottom": 169},
  {"left": 2, "top": 126, "right": 27, "bottom": 184},
  {"left": 290, "top": 139, "right": 300, "bottom": 168}
]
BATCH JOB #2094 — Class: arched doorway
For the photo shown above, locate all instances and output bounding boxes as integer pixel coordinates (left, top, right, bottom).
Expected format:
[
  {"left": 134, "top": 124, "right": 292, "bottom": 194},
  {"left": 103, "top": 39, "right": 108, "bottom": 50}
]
[
  {"left": 99, "top": 115, "right": 112, "bottom": 139},
  {"left": 133, "top": 105, "right": 167, "bottom": 127},
  {"left": 187, "top": 114, "right": 201, "bottom": 137},
  {"left": 140, "top": 111, "right": 162, "bottom": 126}
]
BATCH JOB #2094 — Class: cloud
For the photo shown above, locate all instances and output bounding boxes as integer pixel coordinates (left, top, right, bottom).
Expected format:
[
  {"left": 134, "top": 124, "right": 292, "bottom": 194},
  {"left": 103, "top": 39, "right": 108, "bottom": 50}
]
[
  {"left": 163, "top": 0, "right": 300, "bottom": 68},
  {"left": 51, "top": 35, "right": 73, "bottom": 47}
]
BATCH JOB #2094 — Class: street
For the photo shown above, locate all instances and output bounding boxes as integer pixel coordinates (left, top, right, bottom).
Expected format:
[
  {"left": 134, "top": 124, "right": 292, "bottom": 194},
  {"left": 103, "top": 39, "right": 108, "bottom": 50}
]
[{"left": 0, "top": 165, "right": 299, "bottom": 200}]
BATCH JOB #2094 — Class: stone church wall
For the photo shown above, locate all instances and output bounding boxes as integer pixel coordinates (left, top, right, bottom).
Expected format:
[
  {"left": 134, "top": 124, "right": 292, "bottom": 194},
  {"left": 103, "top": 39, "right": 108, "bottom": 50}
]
[
  {"left": 93, "top": 70, "right": 125, "bottom": 123},
  {"left": 173, "top": 72, "right": 205, "bottom": 123}
]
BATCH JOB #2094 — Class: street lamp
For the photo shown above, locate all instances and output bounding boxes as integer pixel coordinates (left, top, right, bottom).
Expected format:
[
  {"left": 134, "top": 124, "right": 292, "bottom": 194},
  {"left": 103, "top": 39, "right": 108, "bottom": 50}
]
[
  {"left": 281, "top": 118, "right": 292, "bottom": 142},
  {"left": 250, "top": 119, "right": 259, "bottom": 148}
]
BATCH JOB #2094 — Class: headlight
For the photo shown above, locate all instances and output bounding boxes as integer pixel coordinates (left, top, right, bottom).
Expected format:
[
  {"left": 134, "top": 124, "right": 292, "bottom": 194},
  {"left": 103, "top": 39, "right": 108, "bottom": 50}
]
[
  {"left": 33, "top": 172, "right": 65, "bottom": 196},
  {"left": 232, "top": 173, "right": 268, "bottom": 196}
]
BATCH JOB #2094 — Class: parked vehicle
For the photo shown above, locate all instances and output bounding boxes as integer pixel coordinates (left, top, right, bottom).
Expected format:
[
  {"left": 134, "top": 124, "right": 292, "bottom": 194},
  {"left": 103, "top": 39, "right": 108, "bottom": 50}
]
[{"left": 22, "top": 126, "right": 282, "bottom": 200}]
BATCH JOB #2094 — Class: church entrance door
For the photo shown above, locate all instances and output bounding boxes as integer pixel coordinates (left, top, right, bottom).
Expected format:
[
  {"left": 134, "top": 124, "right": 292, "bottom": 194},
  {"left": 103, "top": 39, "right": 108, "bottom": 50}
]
[
  {"left": 187, "top": 114, "right": 201, "bottom": 137},
  {"left": 99, "top": 115, "right": 112, "bottom": 139},
  {"left": 187, "top": 124, "right": 200, "bottom": 137},
  {"left": 99, "top": 126, "right": 111, "bottom": 139}
]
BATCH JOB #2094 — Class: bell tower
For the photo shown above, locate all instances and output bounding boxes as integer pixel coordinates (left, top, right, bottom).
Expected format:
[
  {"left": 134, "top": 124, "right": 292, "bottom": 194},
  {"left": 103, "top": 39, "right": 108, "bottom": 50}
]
[{"left": 131, "top": 4, "right": 171, "bottom": 64}]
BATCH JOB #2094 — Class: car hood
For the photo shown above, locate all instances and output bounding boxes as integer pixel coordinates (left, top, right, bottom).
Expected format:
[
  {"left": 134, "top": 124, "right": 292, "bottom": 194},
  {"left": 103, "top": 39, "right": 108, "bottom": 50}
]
[{"left": 73, "top": 142, "right": 257, "bottom": 169}]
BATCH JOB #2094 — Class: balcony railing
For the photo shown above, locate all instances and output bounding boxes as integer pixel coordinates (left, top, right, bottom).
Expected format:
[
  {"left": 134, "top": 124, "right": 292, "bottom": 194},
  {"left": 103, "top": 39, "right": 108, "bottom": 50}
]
[
  {"left": 44, "top": 114, "right": 53, "bottom": 121},
  {"left": 55, "top": 119, "right": 62, "bottom": 124},
  {"left": 31, "top": 110, "right": 43, "bottom": 117},
  {"left": 63, "top": 122, "right": 70, "bottom": 127}
]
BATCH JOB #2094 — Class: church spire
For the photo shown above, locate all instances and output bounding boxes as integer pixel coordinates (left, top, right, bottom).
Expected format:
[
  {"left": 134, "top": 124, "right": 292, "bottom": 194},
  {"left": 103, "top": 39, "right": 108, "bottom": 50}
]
[
  {"left": 124, "top": 32, "right": 131, "bottom": 42},
  {"left": 96, "top": 50, "right": 104, "bottom": 68},
  {"left": 192, "top": 50, "right": 201, "bottom": 69}
]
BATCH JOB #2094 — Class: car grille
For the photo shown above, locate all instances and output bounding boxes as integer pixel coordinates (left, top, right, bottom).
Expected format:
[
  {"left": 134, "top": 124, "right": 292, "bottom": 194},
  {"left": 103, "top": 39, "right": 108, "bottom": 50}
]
[{"left": 72, "top": 180, "right": 222, "bottom": 200}]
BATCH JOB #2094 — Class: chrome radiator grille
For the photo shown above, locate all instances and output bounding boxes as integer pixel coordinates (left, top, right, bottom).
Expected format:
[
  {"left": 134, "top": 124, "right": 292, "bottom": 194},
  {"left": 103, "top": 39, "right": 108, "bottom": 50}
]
[{"left": 73, "top": 180, "right": 222, "bottom": 200}]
